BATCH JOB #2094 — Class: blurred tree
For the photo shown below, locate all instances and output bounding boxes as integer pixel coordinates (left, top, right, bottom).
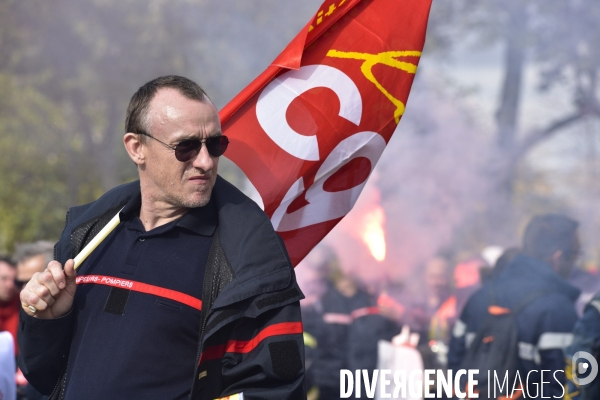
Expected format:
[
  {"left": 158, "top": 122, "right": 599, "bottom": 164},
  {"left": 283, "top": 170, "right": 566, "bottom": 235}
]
[
  {"left": 426, "top": 0, "right": 600, "bottom": 242},
  {"left": 8, "top": 0, "right": 197, "bottom": 191},
  {"left": 0, "top": 0, "right": 193, "bottom": 250},
  {"left": 0, "top": 0, "right": 320, "bottom": 251},
  {"left": 0, "top": 74, "right": 71, "bottom": 250}
]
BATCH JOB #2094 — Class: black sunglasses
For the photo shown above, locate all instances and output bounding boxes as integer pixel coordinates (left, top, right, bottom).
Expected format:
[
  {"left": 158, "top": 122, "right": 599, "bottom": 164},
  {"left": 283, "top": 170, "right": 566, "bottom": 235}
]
[{"left": 137, "top": 132, "right": 229, "bottom": 161}]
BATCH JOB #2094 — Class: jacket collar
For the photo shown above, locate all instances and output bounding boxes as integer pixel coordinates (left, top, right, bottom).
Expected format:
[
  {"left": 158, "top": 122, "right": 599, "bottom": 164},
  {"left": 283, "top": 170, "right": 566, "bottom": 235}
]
[
  {"left": 119, "top": 191, "right": 217, "bottom": 237},
  {"left": 502, "top": 254, "right": 581, "bottom": 302},
  {"left": 64, "top": 176, "right": 294, "bottom": 307}
]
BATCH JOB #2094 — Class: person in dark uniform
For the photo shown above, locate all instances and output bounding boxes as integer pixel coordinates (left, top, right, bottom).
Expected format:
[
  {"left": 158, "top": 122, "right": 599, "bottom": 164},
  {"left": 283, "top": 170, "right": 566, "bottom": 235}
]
[
  {"left": 305, "top": 255, "right": 398, "bottom": 399},
  {"left": 564, "top": 291, "right": 600, "bottom": 400},
  {"left": 449, "top": 214, "right": 582, "bottom": 398},
  {"left": 18, "top": 76, "right": 305, "bottom": 400}
]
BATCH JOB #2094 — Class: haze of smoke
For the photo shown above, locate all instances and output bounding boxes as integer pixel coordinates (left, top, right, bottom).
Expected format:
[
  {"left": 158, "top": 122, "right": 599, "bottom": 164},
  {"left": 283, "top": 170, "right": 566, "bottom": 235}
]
[{"left": 296, "top": 72, "right": 495, "bottom": 296}]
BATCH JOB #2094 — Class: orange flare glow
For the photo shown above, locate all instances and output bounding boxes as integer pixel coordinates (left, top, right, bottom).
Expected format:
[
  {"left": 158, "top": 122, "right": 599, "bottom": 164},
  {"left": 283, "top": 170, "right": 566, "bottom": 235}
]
[{"left": 360, "top": 206, "right": 386, "bottom": 262}]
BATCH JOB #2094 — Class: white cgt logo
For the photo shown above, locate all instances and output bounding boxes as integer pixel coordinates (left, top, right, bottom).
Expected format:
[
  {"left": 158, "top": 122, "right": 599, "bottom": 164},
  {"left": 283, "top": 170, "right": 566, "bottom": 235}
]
[{"left": 256, "top": 64, "right": 387, "bottom": 232}]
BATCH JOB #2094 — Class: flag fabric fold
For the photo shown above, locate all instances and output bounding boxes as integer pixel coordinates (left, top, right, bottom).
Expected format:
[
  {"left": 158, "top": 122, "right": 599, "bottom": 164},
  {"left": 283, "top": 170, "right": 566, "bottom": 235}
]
[{"left": 221, "top": 0, "right": 432, "bottom": 265}]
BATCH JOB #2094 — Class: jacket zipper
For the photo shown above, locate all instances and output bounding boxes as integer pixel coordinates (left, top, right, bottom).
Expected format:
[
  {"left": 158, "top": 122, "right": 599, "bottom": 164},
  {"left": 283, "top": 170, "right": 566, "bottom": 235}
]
[
  {"left": 48, "top": 360, "right": 68, "bottom": 400},
  {"left": 190, "top": 306, "right": 213, "bottom": 399},
  {"left": 59, "top": 367, "right": 68, "bottom": 400}
]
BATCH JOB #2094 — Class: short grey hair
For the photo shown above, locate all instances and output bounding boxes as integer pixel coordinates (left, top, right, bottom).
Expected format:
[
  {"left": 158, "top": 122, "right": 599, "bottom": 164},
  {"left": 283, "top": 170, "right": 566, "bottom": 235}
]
[
  {"left": 13, "top": 241, "right": 55, "bottom": 265},
  {"left": 125, "top": 75, "right": 210, "bottom": 141}
]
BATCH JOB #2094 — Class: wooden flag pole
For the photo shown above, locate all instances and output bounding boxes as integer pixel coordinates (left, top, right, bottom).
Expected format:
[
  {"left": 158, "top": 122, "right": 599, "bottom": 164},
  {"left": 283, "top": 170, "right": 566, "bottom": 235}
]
[{"left": 73, "top": 206, "right": 124, "bottom": 270}]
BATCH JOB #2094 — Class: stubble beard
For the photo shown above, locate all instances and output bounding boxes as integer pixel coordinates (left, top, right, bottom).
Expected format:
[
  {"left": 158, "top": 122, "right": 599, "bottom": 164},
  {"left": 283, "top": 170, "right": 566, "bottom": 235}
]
[
  {"left": 183, "top": 195, "right": 211, "bottom": 208},
  {"left": 166, "top": 180, "right": 214, "bottom": 209}
]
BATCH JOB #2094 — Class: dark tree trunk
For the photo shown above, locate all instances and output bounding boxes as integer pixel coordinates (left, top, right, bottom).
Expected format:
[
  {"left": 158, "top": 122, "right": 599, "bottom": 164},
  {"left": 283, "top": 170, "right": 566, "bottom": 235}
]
[
  {"left": 484, "top": 5, "right": 528, "bottom": 244},
  {"left": 495, "top": 10, "right": 526, "bottom": 151}
]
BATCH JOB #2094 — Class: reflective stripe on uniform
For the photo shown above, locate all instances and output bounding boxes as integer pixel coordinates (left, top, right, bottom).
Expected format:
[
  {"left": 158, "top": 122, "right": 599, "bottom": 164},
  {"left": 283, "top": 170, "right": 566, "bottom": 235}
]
[
  {"left": 303, "top": 332, "right": 318, "bottom": 349},
  {"left": 518, "top": 342, "right": 539, "bottom": 364},
  {"left": 465, "top": 332, "right": 476, "bottom": 348},
  {"left": 518, "top": 334, "right": 572, "bottom": 366},
  {"left": 199, "top": 322, "right": 303, "bottom": 364},
  {"left": 351, "top": 307, "right": 380, "bottom": 319},
  {"left": 76, "top": 274, "right": 202, "bottom": 310},
  {"left": 590, "top": 300, "right": 600, "bottom": 315},
  {"left": 453, "top": 319, "right": 467, "bottom": 338},
  {"left": 214, "top": 393, "right": 243, "bottom": 400},
  {"left": 322, "top": 307, "right": 381, "bottom": 325},
  {"left": 537, "top": 332, "right": 574, "bottom": 350},
  {"left": 322, "top": 313, "right": 353, "bottom": 325}
]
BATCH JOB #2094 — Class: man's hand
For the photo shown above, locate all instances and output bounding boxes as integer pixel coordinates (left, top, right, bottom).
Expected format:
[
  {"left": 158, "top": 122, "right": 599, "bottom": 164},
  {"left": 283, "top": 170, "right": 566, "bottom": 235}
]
[{"left": 20, "top": 259, "right": 77, "bottom": 319}]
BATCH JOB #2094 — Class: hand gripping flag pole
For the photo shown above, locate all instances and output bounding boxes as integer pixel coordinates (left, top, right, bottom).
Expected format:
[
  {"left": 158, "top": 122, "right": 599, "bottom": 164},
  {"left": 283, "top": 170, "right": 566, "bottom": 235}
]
[
  {"left": 27, "top": 207, "right": 124, "bottom": 314},
  {"left": 73, "top": 206, "right": 125, "bottom": 270}
]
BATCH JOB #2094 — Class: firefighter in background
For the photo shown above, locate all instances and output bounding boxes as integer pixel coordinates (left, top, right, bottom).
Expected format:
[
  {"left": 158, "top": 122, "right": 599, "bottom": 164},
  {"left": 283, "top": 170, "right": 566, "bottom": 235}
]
[
  {"left": 380, "top": 256, "right": 453, "bottom": 339},
  {"left": 424, "top": 257, "right": 452, "bottom": 319},
  {"left": 564, "top": 291, "right": 600, "bottom": 399},
  {"left": 423, "top": 257, "right": 482, "bottom": 371},
  {"left": 297, "top": 247, "right": 332, "bottom": 400},
  {"left": 429, "top": 258, "right": 482, "bottom": 345},
  {"left": 302, "top": 326, "right": 319, "bottom": 400},
  {"left": 449, "top": 214, "right": 581, "bottom": 398},
  {"left": 301, "top": 248, "right": 398, "bottom": 399},
  {"left": 312, "top": 260, "right": 372, "bottom": 399}
]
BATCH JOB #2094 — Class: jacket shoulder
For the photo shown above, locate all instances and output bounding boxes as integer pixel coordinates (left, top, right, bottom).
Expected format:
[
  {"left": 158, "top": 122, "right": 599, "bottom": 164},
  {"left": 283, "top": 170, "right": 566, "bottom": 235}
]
[{"left": 210, "top": 176, "right": 299, "bottom": 307}]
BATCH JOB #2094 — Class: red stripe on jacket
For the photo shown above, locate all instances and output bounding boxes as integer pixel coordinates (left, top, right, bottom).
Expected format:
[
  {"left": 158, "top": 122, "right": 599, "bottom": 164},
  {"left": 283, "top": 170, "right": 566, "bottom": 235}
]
[
  {"left": 76, "top": 274, "right": 202, "bottom": 311},
  {"left": 199, "top": 321, "right": 303, "bottom": 364}
]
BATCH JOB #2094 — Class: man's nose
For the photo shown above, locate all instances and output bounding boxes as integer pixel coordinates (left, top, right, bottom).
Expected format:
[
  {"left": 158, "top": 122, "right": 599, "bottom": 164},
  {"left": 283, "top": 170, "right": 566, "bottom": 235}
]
[{"left": 191, "top": 144, "right": 215, "bottom": 171}]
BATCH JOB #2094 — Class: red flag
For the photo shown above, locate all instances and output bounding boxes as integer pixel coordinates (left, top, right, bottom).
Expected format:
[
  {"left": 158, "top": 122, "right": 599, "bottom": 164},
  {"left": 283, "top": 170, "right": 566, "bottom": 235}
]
[{"left": 221, "top": 0, "right": 432, "bottom": 266}]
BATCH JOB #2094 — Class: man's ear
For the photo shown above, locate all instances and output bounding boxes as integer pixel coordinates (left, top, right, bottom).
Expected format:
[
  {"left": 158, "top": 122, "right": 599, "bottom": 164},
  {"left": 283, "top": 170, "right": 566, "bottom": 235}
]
[{"left": 123, "top": 133, "right": 145, "bottom": 166}]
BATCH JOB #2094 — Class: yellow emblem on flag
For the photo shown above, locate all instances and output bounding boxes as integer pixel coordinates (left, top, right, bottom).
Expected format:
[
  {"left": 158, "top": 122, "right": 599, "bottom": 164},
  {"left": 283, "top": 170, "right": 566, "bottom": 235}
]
[{"left": 327, "top": 49, "right": 421, "bottom": 123}]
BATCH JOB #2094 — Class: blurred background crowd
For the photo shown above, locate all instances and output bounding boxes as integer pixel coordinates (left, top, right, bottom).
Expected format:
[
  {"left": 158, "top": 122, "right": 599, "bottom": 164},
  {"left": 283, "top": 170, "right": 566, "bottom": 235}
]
[
  {"left": 298, "top": 212, "right": 597, "bottom": 398},
  {"left": 2, "top": 0, "right": 600, "bottom": 399}
]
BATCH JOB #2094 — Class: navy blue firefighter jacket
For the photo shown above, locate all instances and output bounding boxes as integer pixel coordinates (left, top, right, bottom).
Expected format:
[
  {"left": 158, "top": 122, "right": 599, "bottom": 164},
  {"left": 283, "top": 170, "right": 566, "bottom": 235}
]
[
  {"left": 18, "top": 176, "right": 306, "bottom": 400},
  {"left": 448, "top": 254, "right": 580, "bottom": 398},
  {"left": 563, "top": 291, "right": 600, "bottom": 400}
]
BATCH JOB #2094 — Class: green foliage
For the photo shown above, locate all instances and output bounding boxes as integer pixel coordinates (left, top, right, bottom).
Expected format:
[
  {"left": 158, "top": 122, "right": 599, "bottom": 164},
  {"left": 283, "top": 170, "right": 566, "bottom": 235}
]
[
  {"left": 0, "top": 0, "right": 321, "bottom": 253},
  {"left": 0, "top": 74, "right": 70, "bottom": 250}
]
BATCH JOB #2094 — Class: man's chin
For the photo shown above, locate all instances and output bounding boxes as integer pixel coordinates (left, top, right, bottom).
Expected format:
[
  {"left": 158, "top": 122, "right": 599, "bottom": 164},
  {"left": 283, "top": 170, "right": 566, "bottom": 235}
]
[
  {"left": 183, "top": 192, "right": 211, "bottom": 208},
  {"left": 188, "top": 199, "right": 210, "bottom": 208}
]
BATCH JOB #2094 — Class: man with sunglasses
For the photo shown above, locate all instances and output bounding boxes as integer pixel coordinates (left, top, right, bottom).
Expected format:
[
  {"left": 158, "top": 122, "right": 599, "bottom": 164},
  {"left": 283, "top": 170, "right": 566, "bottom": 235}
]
[{"left": 17, "top": 76, "right": 306, "bottom": 400}]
